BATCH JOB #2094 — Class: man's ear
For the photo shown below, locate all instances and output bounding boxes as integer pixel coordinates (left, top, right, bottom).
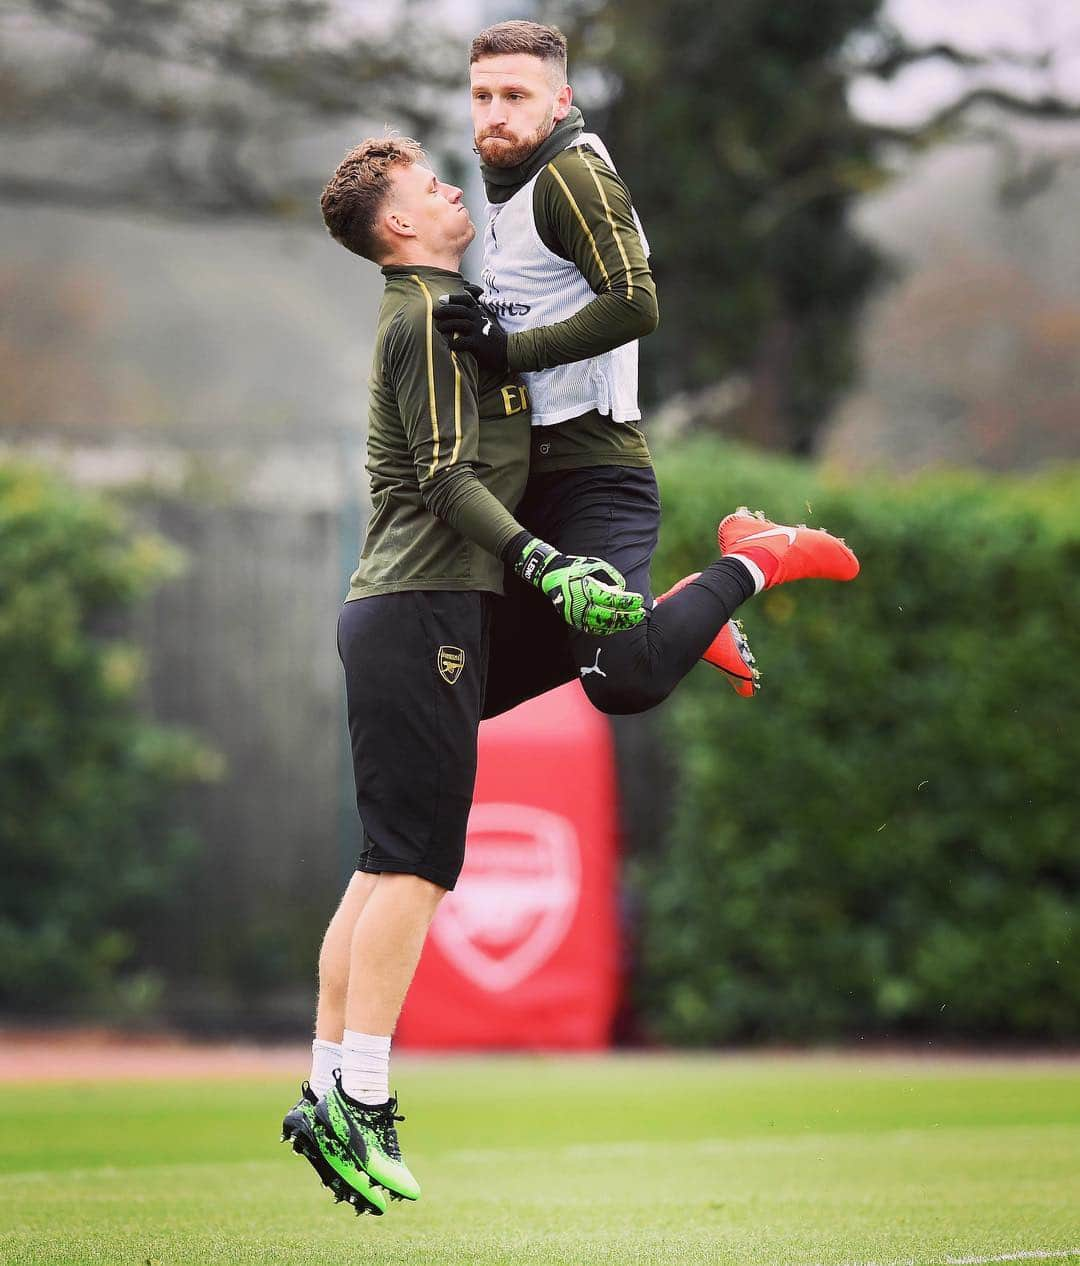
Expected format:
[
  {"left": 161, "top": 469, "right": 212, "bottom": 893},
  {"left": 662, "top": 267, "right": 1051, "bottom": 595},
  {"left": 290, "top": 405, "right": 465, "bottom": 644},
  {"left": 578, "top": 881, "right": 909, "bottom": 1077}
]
[
  {"left": 383, "top": 206, "right": 417, "bottom": 241},
  {"left": 552, "top": 82, "right": 573, "bottom": 123}
]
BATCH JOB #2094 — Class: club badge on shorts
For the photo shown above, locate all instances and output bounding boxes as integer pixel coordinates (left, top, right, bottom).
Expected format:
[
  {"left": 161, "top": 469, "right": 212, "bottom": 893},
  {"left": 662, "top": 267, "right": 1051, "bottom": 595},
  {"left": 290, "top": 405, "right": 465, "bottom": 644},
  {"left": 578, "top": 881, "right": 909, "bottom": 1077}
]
[{"left": 437, "top": 645, "right": 466, "bottom": 685}]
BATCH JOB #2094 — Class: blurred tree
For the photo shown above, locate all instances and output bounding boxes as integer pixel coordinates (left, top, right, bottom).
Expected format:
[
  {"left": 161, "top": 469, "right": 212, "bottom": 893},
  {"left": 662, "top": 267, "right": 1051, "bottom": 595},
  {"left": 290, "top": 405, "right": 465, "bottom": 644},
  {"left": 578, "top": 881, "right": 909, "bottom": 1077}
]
[
  {"left": 544, "top": 0, "right": 1080, "bottom": 451},
  {"left": 4, "top": 0, "right": 1078, "bottom": 450},
  {"left": 0, "top": 460, "right": 223, "bottom": 1014},
  {"left": 824, "top": 247, "right": 1080, "bottom": 473},
  {"left": 0, "top": 264, "right": 170, "bottom": 433},
  {"left": 0, "top": 0, "right": 461, "bottom": 217}
]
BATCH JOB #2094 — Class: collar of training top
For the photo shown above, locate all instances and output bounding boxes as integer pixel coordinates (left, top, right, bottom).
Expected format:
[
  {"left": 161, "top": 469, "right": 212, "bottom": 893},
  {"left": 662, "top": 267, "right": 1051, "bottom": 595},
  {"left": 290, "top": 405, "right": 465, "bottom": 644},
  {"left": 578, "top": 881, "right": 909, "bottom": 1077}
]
[
  {"left": 479, "top": 107, "right": 586, "bottom": 205},
  {"left": 380, "top": 264, "right": 464, "bottom": 281}
]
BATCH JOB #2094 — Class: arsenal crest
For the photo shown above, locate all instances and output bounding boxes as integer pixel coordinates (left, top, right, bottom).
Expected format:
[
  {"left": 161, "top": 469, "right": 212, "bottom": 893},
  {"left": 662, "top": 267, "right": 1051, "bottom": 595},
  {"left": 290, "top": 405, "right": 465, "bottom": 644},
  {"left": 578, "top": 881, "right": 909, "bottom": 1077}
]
[
  {"left": 429, "top": 803, "right": 581, "bottom": 992},
  {"left": 437, "top": 645, "right": 465, "bottom": 684}
]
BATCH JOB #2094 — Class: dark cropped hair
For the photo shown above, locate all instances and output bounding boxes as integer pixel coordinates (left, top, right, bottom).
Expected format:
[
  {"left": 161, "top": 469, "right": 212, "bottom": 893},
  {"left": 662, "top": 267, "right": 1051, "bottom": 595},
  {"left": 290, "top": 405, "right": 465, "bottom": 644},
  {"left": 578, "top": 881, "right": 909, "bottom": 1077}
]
[{"left": 470, "top": 20, "right": 567, "bottom": 81}]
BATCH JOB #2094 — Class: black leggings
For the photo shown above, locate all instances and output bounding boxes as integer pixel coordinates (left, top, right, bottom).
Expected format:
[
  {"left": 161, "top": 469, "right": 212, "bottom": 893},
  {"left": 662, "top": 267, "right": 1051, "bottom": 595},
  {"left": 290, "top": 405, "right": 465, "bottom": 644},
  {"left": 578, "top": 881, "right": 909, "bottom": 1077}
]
[{"left": 483, "top": 465, "right": 753, "bottom": 718}]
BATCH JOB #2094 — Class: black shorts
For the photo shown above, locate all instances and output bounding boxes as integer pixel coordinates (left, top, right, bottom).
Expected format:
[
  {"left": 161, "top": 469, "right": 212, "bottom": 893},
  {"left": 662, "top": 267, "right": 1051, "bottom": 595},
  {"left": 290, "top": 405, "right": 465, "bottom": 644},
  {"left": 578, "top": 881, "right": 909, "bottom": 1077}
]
[
  {"left": 337, "top": 591, "right": 492, "bottom": 891},
  {"left": 483, "top": 464, "right": 661, "bottom": 718}
]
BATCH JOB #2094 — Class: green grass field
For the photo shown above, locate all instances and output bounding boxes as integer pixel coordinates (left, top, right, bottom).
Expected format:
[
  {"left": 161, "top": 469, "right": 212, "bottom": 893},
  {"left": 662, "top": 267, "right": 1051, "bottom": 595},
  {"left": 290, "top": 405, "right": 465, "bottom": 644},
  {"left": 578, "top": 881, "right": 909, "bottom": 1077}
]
[{"left": 1, "top": 1055, "right": 1078, "bottom": 1266}]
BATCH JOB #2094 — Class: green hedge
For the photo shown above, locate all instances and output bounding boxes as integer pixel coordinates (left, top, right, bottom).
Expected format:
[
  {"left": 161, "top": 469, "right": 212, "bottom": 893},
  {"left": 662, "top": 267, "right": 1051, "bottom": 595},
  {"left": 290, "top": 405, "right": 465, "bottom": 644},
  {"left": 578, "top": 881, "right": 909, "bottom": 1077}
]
[
  {"left": 634, "top": 439, "right": 1080, "bottom": 1042},
  {"left": 0, "top": 461, "right": 221, "bottom": 1014}
]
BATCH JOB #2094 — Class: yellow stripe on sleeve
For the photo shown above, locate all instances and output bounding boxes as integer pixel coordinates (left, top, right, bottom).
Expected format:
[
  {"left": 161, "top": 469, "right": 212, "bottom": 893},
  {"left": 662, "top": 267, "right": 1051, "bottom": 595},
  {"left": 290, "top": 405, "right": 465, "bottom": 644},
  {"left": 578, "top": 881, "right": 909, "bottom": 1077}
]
[
  {"left": 579, "top": 150, "right": 634, "bottom": 301},
  {"left": 410, "top": 275, "right": 461, "bottom": 477},
  {"left": 449, "top": 350, "right": 462, "bottom": 466},
  {"left": 410, "top": 275, "right": 441, "bottom": 477},
  {"left": 546, "top": 161, "right": 610, "bottom": 288}
]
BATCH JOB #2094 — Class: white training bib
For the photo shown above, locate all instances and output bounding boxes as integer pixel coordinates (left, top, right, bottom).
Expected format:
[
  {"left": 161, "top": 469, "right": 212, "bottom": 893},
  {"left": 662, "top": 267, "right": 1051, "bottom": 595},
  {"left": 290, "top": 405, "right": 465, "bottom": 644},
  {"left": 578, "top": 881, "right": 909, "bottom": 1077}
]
[{"left": 480, "top": 133, "right": 650, "bottom": 428}]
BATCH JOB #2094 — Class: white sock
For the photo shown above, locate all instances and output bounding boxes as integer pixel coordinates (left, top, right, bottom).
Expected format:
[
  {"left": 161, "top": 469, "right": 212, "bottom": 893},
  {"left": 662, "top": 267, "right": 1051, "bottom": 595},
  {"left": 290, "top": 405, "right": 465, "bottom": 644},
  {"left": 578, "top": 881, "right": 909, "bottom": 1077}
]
[
  {"left": 340, "top": 1029, "right": 391, "bottom": 1105},
  {"left": 309, "top": 1038, "right": 342, "bottom": 1099},
  {"left": 726, "top": 553, "right": 766, "bottom": 595}
]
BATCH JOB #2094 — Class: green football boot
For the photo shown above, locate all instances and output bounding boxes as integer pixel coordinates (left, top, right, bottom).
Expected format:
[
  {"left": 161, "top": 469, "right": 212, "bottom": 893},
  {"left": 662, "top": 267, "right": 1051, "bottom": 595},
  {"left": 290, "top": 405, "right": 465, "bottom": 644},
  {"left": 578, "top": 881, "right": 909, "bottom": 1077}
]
[
  {"left": 313, "top": 1072, "right": 421, "bottom": 1202},
  {"left": 281, "top": 1081, "right": 386, "bottom": 1216}
]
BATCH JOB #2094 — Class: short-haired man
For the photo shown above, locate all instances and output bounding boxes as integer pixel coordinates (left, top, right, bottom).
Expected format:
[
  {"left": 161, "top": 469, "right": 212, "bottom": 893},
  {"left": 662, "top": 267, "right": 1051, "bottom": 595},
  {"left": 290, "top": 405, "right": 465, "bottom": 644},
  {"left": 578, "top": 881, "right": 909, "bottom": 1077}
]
[
  {"left": 280, "top": 137, "right": 644, "bottom": 1216},
  {"left": 435, "top": 21, "right": 859, "bottom": 717}
]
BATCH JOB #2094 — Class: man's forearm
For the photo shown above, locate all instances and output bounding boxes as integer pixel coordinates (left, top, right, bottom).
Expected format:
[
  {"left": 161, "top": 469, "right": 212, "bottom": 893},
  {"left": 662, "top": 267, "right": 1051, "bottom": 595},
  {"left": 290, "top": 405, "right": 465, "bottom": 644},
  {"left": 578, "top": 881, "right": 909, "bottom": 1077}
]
[
  {"left": 506, "top": 283, "right": 658, "bottom": 374},
  {"left": 421, "top": 465, "right": 524, "bottom": 561}
]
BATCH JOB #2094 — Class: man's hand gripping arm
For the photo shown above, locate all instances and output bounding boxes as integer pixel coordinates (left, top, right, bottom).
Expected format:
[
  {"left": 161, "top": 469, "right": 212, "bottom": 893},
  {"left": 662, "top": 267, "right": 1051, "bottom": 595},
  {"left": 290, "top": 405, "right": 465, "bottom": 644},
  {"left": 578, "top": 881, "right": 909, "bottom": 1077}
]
[{"left": 432, "top": 147, "right": 658, "bottom": 374}]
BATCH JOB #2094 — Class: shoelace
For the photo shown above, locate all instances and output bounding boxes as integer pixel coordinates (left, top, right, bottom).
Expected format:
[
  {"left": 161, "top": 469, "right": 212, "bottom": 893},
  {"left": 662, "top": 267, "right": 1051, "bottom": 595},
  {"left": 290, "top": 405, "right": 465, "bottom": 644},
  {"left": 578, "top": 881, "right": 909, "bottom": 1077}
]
[{"left": 360, "top": 1099, "right": 405, "bottom": 1161}]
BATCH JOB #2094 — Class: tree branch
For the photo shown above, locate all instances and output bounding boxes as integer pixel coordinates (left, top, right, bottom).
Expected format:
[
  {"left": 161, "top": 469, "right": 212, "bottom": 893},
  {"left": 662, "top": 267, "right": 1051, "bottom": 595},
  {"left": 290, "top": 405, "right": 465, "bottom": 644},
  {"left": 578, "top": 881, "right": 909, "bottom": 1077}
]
[
  {"left": 921, "top": 87, "right": 1080, "bottom": 127},
  {"left": 854, "top": 40, "right": 1052, "bottom": 81}
]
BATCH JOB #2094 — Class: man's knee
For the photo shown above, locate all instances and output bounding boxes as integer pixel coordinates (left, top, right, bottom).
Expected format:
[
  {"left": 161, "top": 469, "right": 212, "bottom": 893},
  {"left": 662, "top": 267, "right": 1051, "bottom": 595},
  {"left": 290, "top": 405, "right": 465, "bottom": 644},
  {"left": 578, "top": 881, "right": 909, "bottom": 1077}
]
[
  {"left": 580, "top": 673, "right": 671, "bottom": 716},
  {"left": 380, "top": 871, "right": 449, "bottom": 897},
  {"left": 375, "top": 871, "right": 451, "bottom": 916}
]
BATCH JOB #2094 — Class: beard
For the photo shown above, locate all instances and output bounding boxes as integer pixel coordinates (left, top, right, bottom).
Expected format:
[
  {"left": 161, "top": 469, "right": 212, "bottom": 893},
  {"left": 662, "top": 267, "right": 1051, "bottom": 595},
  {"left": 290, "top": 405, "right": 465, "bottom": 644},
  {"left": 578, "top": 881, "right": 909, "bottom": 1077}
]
[{"left": 475, "top": 107, "right": 556, "bottom": 168}]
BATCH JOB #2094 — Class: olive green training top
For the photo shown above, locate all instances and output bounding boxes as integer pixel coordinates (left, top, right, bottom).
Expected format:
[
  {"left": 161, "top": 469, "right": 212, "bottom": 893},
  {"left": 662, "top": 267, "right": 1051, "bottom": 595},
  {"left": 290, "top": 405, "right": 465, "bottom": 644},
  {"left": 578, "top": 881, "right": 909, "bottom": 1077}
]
[
  {"left": 347, "top": 264, "right": 532, "bottom": 601},
  {"left": 480, "top": 107, "right": 657, "bottom": 474}
]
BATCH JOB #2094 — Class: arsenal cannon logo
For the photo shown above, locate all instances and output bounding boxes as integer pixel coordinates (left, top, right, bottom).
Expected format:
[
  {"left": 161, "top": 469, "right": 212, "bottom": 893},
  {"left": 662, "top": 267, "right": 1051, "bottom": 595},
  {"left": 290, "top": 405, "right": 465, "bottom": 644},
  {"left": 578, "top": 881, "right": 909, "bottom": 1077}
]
[{"left": 436, "top": 645, "right": 465, "bottom": 685}]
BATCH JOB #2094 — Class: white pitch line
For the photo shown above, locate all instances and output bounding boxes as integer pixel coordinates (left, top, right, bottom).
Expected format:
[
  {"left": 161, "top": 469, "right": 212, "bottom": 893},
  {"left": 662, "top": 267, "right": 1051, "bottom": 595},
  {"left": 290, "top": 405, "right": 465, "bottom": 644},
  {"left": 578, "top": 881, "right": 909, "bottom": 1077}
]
[
  {"left": 944, "top": 1255, "right": 1080, "bottom": 1265},
  {"left": 444, "top": 1123, "right": 1064, "bottom": 1164},
  {"left": 799, "top": 1250, "right": 1079, "bottom": 1266}
]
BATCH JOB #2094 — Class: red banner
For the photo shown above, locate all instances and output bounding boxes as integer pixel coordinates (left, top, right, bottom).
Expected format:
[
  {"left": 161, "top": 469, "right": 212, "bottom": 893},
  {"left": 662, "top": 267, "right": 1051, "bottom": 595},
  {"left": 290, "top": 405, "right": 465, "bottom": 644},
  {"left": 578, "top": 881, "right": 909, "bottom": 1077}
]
[{"left": 396, "top": 682, "right": 620, "bottom": 1049}]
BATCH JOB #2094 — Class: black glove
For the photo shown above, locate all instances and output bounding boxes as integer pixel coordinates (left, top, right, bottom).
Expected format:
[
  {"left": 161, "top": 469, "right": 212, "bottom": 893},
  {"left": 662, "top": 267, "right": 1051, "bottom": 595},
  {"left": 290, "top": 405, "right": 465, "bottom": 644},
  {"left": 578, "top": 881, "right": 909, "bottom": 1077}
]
[{"left": 433, "top": 290, "right": 509, "bottom": 373}]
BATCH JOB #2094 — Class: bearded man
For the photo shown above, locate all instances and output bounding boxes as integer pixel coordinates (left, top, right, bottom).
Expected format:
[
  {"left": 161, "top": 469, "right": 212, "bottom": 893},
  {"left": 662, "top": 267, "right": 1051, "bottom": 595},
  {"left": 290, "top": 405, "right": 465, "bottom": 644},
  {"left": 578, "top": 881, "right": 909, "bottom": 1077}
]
[{"left": 435, "top": 20, "right": 859, "bottom": 719}]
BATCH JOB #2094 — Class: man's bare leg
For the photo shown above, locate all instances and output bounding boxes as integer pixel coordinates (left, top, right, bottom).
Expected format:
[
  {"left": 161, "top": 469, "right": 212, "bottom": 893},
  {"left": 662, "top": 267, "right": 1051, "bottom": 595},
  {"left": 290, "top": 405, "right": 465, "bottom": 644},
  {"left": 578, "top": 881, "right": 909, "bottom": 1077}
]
[
  {"left": 308, "top": 871, "right": 445, "bottom": 1101},
  {"left": 345, "top": 872, "right": 446, "bottom": 1034},
  {"left": 302, "top": 872, "right": 446, "bottom": 1205},
  {"left": 281, "top": 870, "right": 387, "bottom": 1211},
  {"left": 305, "top": 871, "right": 379, "bottom": 1098},
  {"left": 315, "top": 871, "right": 379, "bottom": 1043}
]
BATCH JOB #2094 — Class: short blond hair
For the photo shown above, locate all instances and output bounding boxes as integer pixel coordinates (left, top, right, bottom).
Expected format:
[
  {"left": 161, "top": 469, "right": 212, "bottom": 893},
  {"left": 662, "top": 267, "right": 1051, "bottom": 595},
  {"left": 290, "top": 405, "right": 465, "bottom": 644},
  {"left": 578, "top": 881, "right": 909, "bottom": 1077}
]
[
  {"left": 470, "top": 20, "right": 567, "bottom": 81},
  {"left": 320, "top": 136, "right": 425, "bottom": 262}
]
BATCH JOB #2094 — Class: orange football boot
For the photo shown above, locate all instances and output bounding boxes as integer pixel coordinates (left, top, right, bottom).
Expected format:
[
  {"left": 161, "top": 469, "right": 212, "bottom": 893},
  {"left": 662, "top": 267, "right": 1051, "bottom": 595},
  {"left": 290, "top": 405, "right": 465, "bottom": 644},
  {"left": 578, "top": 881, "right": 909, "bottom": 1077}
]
[
  {"left": 718, "top": 508, "right": 859, "bottom": 587},
  {"left": 654, "top": 573, "right": 760, "bottom": 697}
]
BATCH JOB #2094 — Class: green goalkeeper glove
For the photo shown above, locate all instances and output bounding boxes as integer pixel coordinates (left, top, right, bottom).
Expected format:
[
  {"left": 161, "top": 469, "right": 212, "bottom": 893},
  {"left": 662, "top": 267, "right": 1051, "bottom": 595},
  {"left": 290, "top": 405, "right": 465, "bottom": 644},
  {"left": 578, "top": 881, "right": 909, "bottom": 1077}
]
[{"left": 513, "top": 537, "right": 645, "bottom": 636}]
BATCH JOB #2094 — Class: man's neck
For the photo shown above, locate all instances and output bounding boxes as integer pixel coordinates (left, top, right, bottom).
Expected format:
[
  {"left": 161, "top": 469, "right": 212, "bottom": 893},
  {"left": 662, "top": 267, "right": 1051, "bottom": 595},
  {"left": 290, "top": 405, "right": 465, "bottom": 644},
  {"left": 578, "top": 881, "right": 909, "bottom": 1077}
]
[{"left": 382, "top": 246, "right": 462, "bottom": 273}]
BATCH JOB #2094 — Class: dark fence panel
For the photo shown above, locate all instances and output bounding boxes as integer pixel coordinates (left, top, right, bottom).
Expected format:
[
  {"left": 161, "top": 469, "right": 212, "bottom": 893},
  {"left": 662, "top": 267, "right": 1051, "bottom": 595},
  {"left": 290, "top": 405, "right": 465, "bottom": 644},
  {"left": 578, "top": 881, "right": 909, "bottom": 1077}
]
[{"left": 131, "top": 493, "right": 363, "bottom": 1032}]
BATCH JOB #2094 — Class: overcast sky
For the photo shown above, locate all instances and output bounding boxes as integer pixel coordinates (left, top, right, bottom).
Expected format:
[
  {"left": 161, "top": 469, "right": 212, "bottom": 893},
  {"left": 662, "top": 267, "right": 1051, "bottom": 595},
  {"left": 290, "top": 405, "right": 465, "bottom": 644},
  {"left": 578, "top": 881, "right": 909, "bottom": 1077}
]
[
  {"left": 339, "top": 0, "right": 1080, "bottom": 129},
  {"left": 851, "top": 0, "right": 1080, "bottom": 126}
]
